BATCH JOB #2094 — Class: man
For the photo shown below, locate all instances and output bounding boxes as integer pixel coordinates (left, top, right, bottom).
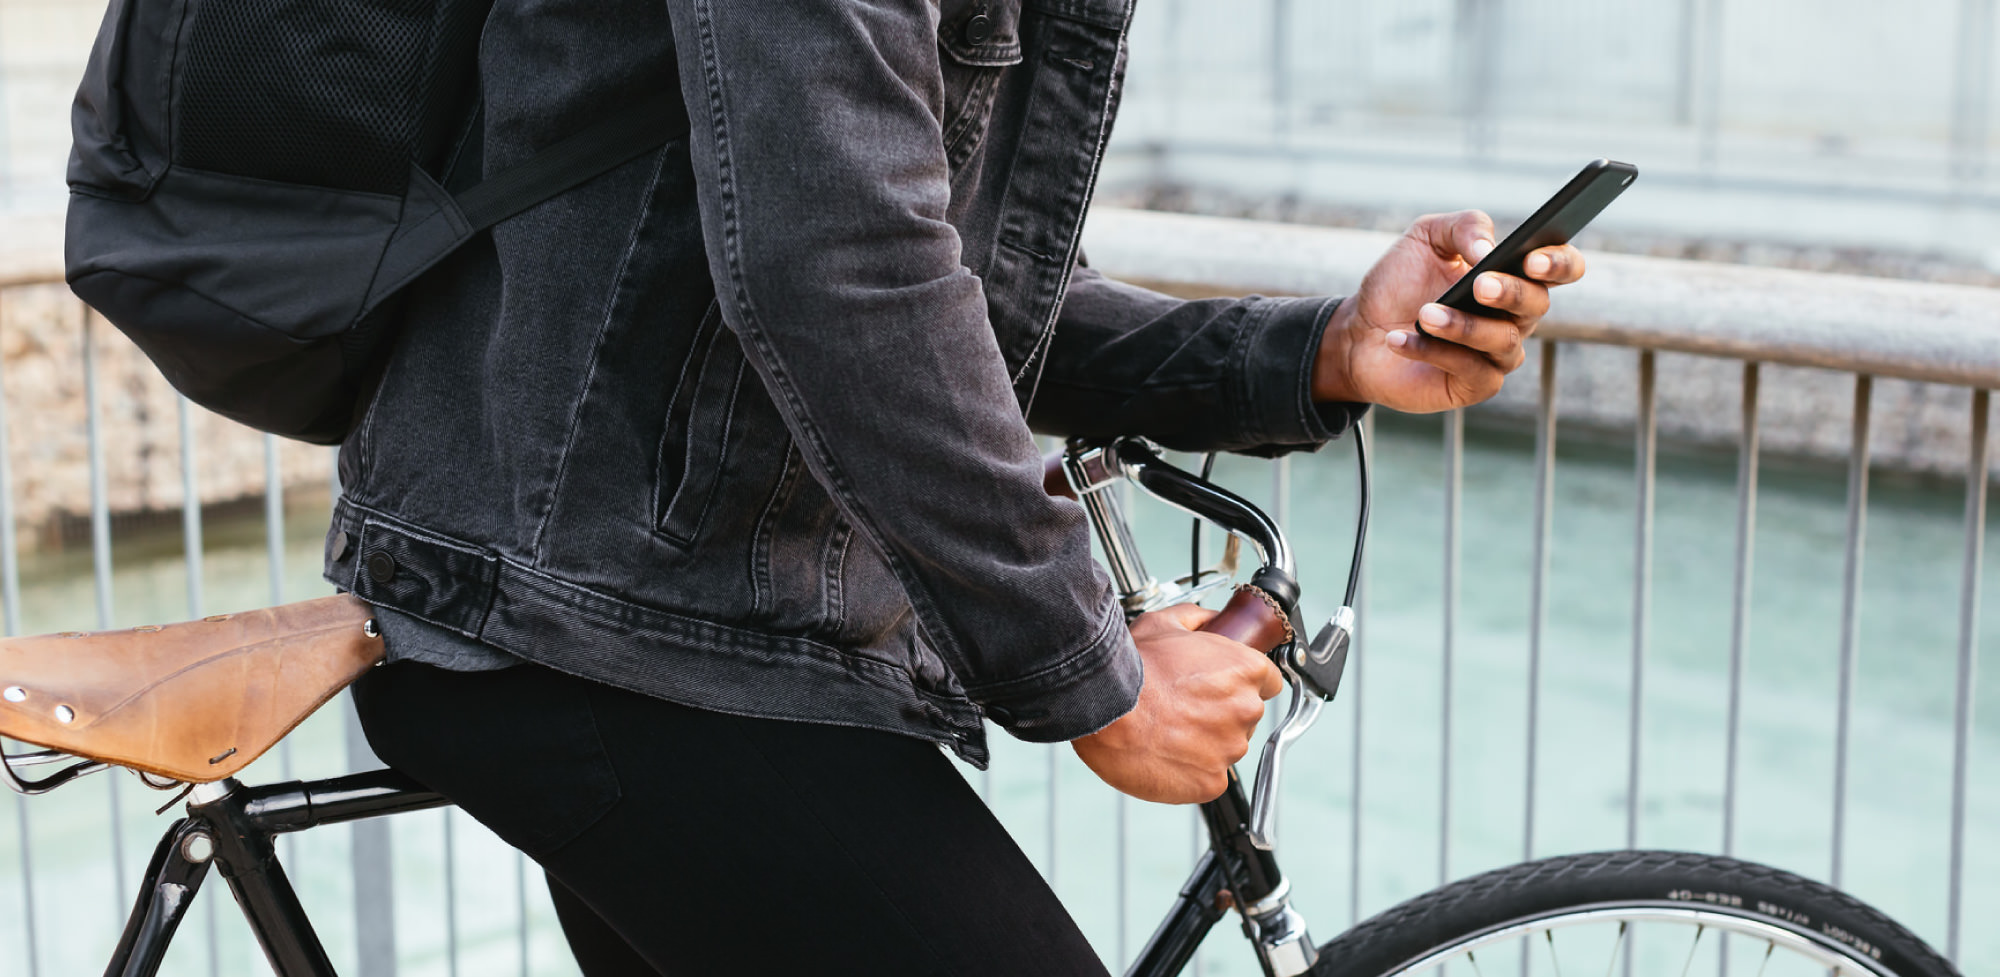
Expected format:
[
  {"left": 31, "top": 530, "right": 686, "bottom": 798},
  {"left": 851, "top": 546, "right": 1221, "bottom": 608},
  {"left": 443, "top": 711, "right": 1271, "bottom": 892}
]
[{"left": 332, "top": 0, "right": 1583, "bottom": 972}]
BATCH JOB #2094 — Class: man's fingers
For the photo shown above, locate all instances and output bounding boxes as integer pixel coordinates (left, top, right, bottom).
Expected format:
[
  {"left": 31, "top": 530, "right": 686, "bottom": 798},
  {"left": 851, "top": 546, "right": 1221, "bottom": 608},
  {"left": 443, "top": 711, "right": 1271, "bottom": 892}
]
[
  {"left": 1387, "top": 330, "right": 1506, "bottom": 391},
  {"left": 1253, "top": 655, "right": 1284, "bottom": 700},
  {"left": 1417, "top": 304, "right": 1524, "bottom": 361},
  {"left": 1415, "top": 210, "right": 1496, "bottom": 264},
  {"left": 1451, "top": 211, "right": 1496, "bottom": 265},
  {"left": 1523, "top": 244, "right": 1586, "bottom": 285},
  {"left": 1469, "top": 272, "right": 1550, "bottom": 322}
]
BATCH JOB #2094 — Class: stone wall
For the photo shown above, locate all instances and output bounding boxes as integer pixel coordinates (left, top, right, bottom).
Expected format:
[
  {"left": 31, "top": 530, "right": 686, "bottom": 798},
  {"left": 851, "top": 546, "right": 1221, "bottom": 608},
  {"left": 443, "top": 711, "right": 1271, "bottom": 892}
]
[{"left": 0, "top": 273, "right": 333, "bottom": 551}]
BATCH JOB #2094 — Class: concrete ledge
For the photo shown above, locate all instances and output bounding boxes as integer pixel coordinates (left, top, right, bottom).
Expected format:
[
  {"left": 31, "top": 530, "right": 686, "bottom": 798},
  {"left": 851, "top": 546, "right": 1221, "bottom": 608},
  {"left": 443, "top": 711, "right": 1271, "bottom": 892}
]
[{"left": 1081, "top": 207, "right": 2000, "bottom": 390}]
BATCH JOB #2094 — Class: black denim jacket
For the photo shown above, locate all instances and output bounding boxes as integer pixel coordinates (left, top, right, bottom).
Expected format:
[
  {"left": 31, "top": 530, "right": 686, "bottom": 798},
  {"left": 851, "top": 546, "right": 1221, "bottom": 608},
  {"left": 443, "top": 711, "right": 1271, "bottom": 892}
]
[{"left": 324, "top": 0, "right": 1360, "bottom": 765}]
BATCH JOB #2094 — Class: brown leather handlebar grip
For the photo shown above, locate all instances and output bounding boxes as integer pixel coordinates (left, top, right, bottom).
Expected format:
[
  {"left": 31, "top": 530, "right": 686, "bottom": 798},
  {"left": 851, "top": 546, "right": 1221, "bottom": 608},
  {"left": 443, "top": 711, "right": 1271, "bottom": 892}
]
[
  {"left": 1043, "top": 450, "right": 1077, "bottom": 500},
  {"left": 1197, "top": 586, "right": 1292, "bottom": 653}
]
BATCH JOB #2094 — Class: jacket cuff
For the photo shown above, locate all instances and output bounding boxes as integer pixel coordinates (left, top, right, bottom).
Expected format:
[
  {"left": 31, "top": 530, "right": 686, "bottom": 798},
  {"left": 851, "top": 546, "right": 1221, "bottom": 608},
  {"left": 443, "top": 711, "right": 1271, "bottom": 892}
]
[
  {"left": 1236, "top": 294, "right": 1369, "bottom": 456},
  {"left": 971, "top": 609, "right": 1144, "bottom": 743}
]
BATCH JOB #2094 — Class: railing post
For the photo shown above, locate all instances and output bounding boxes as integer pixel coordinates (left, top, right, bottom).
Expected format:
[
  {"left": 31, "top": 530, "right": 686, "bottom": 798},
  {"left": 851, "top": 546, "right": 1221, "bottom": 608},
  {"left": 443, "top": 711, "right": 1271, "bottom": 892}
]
[
  {"left": 1947, "top": 388, "right": 1988, "bottom": 964},
  {"left": 0, "top": 292, "right": 38, "bottom": 977},
  {"left": 1831, "top": 374, "right": 1872, "bottom": 888},
  {"left": 82, "top": 307, "right": 129, "bottom": 915},
  {"left": 1628, "top": 351, "right": 1656, "bottom": 851},
  {"left": 1525, "top": 340, "right": 1558, "bottom": 864},
  {"left": 1723, "top": 362, "right": 1760, "bottom": 863},
  {"left": 1441, "top": 409, "right": 1462, "bottom": 887},
  {"left": 1522, "top": 340, "right": 1560, "bottom": 977},
  {"left": 345, "top": 700, "right": 399, "bottom": 977},
  {"left": 445, "top": 811, "right": 460, "bottom": 977}
]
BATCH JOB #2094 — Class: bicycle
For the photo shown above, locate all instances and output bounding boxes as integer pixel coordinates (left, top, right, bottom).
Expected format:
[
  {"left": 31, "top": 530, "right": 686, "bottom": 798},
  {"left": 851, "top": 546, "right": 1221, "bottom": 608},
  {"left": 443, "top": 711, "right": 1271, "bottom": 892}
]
[{"left": 0, "top": 434, "right": 1964, "bottom": 977}]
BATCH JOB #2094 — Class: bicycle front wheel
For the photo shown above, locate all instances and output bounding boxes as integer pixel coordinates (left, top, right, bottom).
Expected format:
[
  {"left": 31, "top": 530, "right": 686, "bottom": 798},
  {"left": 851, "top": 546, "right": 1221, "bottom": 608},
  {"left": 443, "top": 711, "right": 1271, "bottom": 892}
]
[{"left": 1311, "top": 850, "right": 1959, "bottom": 977}]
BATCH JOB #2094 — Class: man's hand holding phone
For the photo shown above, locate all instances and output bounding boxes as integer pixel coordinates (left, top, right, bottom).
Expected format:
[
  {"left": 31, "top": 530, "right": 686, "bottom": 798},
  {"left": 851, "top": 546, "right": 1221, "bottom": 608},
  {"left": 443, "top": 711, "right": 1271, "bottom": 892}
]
[
  {"left": 1313, "top": 159, "right": 1635, "bottom": 413},
  {"left": 1311, "top": 209, "right": 1585, "bottom": 414}
]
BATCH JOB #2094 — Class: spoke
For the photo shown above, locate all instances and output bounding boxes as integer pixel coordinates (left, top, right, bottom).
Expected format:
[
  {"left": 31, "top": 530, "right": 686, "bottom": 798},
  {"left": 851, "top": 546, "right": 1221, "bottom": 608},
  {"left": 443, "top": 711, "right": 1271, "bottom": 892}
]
[
  {"left": 1680, "top": 925, "right": 1706, "bottom": 977},
  {"left": 1604, "top": 922, "right": 1628, "bottom": 977},
  {"left": 1545, "top": 929, "right": 1564, "bottom": 977},
  {"left": 1753, "top": 941, "right": 1775, "bottom": 977},
  {"left": 1466, "top": 949, "right": 1485, "bottom": 977}
]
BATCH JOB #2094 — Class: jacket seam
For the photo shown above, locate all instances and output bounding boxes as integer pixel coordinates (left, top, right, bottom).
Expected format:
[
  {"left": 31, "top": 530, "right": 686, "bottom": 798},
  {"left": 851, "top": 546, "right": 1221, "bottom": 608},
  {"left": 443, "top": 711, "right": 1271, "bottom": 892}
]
[
  {"left": 658, "top": 356, "right": 746, "bottom": 546},
  {"left": 1225, "top": 297, "right": 1280, "bottom": 443},
  {"left": 747, "top": 445, "right": 798, "bottom": 616},
  {"left": 342, "top": 497, "right": 928, "bottom": 679},
  {"left": 692, "top": 0, "right": 987, "bottom": 675}
]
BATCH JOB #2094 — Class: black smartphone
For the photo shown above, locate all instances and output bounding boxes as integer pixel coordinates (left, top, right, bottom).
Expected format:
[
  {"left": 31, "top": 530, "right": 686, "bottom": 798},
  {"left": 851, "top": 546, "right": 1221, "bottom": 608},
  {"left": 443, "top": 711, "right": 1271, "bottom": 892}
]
[{"left": 1426, "top": 158, "right": 1638, "bottom": 327}]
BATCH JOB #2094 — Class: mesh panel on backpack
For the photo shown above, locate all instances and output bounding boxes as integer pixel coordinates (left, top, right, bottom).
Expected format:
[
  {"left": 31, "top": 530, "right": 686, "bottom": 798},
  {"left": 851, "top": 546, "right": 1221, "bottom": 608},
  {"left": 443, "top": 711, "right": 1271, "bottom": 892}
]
[{"left": 176, "top": 0, "right": 487, "bottom": 195}]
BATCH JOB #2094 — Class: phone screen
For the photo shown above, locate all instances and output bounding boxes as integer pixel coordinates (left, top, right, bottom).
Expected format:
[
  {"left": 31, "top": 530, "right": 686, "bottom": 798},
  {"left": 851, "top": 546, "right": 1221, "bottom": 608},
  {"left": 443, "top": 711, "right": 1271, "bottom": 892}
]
[{"left": 1426, "top": 158, "right": 1638, "bottom": 326}]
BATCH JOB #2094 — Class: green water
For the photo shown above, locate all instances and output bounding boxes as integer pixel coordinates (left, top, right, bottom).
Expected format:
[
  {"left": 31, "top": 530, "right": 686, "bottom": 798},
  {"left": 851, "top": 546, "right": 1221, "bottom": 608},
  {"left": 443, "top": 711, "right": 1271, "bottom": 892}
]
[{"left": 1, "top": 413, "right": 1995, "bottom": 975}]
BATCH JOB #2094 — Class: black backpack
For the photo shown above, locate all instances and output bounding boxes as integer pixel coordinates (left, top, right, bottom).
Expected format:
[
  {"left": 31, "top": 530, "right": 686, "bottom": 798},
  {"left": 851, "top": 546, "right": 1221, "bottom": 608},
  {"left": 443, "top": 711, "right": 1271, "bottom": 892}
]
[{"left": 64, "top": 0, "right": 686, "bottom": 444}]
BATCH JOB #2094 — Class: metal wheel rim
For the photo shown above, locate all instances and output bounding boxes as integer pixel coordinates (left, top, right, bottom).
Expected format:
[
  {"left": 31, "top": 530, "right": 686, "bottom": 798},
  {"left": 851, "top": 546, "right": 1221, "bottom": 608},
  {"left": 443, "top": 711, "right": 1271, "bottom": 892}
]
[{"left": 1375, "top": 901, "right": 1899, "bottom": 977}]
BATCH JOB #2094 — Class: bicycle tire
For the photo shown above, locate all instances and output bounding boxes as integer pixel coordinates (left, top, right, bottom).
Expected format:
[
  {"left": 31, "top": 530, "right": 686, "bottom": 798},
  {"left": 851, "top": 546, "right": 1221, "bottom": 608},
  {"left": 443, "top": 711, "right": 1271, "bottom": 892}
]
[{"left": 1310, "top": 849, "right": 1960, "bottom": 977}]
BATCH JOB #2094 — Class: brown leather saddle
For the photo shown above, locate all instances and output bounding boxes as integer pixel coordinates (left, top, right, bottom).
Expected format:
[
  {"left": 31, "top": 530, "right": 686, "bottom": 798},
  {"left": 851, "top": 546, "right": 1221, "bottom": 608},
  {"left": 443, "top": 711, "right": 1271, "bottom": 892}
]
[{"left": 0, "top": 595, "right": 384, "bottom": 783}]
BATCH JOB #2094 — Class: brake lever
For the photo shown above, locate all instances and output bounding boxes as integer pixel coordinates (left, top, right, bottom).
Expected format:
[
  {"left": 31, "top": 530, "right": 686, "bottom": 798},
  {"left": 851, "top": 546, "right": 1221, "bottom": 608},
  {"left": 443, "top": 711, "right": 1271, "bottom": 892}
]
[
  {"left": 1245, "top": 607, "right": 1355, "bottom": 850},
  {"left": 1246, "top": 666, "right": 1323, "bottom": 850}
]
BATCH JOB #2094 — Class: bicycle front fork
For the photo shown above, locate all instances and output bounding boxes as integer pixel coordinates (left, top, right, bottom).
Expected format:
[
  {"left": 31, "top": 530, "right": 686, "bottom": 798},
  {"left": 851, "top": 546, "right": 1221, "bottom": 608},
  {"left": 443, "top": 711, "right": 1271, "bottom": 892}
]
[{"left": 1124, "top": 768, "right": 1319, "bottom": 977}]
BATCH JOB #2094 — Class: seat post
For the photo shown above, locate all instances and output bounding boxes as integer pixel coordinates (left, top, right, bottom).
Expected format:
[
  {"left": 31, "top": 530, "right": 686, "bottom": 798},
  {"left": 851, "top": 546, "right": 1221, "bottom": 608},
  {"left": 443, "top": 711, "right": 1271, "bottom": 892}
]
[{"left": 186, "top": 779, "right": 342, "bottom": 977}]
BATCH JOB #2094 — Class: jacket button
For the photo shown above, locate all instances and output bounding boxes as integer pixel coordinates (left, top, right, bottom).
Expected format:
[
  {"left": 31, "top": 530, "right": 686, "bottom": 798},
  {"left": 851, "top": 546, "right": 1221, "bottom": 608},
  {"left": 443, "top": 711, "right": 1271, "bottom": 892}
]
[
  {"left": 330, "top": 531, "right": 350, "bottom": 562},
  {"left": 365, "top": 551, "right": 397, "bottom": 585},
  {"left": 964, "top": 13, "right": 993, "bottom": 45}
]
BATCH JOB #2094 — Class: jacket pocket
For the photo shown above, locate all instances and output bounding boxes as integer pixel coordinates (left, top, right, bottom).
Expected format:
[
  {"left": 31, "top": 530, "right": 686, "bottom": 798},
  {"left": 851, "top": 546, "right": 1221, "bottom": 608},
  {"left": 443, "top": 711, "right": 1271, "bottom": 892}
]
[
  {"left": 937, "top": 0, "right": 1024, "bottom": 166},
  {"left": 654, "top": 302, "right": 748, "bottom": 547}
]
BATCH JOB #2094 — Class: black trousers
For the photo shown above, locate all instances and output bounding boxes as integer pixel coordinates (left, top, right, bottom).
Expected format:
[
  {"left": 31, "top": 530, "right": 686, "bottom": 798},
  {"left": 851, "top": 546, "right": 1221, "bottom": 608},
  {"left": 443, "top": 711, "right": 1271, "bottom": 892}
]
[{"left": 351, "top": 659, "right": 1110, "bottom": 977}]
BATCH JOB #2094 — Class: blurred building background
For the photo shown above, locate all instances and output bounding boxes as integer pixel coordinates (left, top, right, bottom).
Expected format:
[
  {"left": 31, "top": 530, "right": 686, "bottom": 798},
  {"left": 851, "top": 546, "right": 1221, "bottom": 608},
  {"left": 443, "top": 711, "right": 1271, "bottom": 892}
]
[{"left": 1103, "top": 0, "right": 2000, "bottom": 278}]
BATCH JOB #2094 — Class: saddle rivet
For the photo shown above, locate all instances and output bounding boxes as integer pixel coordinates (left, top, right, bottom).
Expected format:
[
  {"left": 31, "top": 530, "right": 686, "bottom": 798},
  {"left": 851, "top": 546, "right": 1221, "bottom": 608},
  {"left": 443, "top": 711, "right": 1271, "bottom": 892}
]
[
  {"left": 53, "top": 704, "right": 75, "bottom": 724},
  {"left": 204, "top": 614, "right": 231, "bottom": 623},
  {"left": 58, "top": 631, "right": 84, "bottom": 639},
  {"left": 133, "top": 624, "right": 162, "bottom": 633},
  {"left": 2, "top": 686, "right": 24, "bottom": 702}
]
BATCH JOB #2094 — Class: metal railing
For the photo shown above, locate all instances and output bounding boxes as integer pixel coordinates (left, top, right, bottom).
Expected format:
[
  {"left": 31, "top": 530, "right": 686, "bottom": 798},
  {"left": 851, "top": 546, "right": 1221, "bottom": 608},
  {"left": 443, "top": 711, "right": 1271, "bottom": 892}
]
[
  {"left": 0, "top": 208, "right": 1994, "bottom": 973},
  {"left": 1083, "top": 206, "right": 1996, "bottom": 967}
]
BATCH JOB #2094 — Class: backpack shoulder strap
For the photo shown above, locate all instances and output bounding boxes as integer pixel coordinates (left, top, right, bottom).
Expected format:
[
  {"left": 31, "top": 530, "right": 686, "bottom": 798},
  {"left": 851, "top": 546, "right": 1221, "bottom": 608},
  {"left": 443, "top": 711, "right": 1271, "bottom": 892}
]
[{"left": 456, "top": 91, "right": 693, "bottom": 230}]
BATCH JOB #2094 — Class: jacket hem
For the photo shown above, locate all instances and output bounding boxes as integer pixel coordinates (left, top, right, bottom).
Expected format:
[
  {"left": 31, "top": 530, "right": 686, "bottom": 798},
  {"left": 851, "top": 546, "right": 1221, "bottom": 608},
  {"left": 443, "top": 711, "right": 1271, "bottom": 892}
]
[{"left": 325, "top": 500, "right": 994, "bottom": 766}]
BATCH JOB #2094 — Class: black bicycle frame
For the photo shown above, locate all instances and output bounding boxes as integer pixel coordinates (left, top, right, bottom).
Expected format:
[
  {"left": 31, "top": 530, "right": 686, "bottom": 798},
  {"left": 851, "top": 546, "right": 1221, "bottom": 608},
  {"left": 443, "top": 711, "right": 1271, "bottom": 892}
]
[
  {"left": 1125, "top": 768, "right": 1292, "bottom": 977},
  {"left": 104, "top": 770, "right": 447, "bottom": 977}
]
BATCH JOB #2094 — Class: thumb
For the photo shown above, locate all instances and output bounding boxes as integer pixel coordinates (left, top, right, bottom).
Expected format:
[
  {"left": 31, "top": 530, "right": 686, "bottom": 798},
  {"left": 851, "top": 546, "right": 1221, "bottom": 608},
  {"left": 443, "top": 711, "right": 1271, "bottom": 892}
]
[{"left": 1157, "top": 601, "right": 1219, "bottom": 632}]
